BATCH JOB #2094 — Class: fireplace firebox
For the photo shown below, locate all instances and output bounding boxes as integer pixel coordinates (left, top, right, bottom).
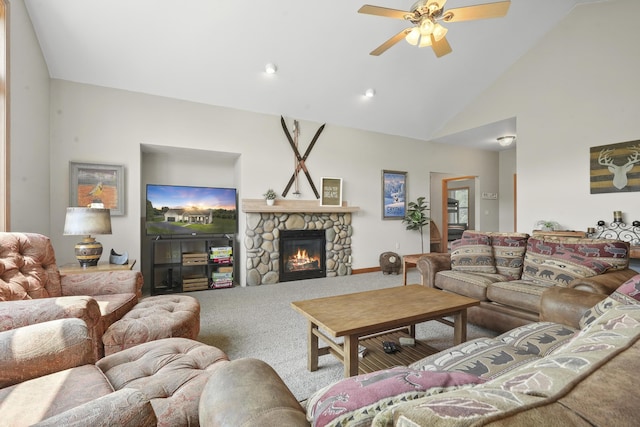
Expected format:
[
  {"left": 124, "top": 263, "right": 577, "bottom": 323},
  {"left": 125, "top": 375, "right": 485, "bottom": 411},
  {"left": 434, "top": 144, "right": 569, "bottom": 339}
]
[{"left": 279, "top": 230, "right": 326, "bottom": 282}]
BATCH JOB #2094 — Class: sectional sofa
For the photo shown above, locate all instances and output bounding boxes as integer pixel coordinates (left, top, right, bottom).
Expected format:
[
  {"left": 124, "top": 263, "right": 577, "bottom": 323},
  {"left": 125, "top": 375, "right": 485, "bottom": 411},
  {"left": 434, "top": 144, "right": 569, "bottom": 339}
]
[
  {"left": 415, "top": 231, "right": 637, "bottom": 332},
  {"left": 200, "top": 273, "right": 640, "bottom": 427}
]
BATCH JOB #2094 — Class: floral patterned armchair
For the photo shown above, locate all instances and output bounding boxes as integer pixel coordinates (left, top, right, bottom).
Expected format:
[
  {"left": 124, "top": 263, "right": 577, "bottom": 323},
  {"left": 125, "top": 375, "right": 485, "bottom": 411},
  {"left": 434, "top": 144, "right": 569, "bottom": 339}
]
[{"left": 0, "top": 232, "right": 142, "bottom": 359}]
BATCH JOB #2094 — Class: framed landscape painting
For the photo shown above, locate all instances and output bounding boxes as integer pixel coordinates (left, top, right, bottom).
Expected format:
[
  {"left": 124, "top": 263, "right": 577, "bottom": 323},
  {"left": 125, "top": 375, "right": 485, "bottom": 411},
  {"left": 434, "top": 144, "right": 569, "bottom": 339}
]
[
  {"left": 382, "top": 170, "right": 407, "bottom": 220},
  {"left": 70, "top": 162, "right": 125, "bottom": 215}
]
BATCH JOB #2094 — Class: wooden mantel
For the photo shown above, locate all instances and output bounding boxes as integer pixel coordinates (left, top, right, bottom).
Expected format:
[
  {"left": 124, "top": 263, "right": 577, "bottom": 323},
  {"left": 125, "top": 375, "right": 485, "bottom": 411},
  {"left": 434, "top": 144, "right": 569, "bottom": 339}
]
[{"left": 242, "top": 199, "right": 360, "bottom": 213}]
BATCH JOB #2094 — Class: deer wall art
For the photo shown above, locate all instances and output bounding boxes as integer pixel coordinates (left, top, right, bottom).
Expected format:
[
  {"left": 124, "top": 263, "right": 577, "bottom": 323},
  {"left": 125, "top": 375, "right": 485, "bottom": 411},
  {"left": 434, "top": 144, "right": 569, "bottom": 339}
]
[{"left": 590, "top": 141, "right": 640, "bottom": 193}]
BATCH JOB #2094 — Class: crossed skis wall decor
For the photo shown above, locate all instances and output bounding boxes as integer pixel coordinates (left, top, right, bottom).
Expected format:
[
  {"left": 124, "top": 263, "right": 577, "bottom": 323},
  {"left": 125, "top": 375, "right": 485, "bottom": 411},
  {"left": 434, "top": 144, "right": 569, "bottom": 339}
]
[{"left": 280, "top": 116, "right": 325, "bottom": 199}]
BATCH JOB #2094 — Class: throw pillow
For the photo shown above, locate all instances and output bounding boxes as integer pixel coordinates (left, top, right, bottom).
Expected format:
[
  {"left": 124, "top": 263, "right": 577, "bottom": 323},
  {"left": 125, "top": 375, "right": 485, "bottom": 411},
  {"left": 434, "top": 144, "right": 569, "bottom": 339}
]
[
  {"left": 522, "top": 238, "right": 614, "bottom": 287},
  {"left": 579, "top": 274, "right": 640, "bottom": 328},
  {"left": 450, "top": 233, "right": 496, "bottom": 274},
  {"left": 491, "top": 233, "right": 529, "bottom": 280},
  {"left": 305, "top": 367, "right": 485, "bottom": 427}
]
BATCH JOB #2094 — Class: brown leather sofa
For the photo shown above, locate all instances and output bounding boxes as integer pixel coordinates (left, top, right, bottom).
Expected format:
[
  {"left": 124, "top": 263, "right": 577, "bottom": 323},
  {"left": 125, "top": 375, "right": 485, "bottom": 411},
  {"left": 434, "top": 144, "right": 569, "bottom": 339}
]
[
  {"left": 0, "top": 232, "right": 143, "bottom": 359},
  {"left": 199, "top": 274, "right": 640, "bottom": 427},
  {"left": 415, "top": 231, "right": 637, "bottom": 332}
]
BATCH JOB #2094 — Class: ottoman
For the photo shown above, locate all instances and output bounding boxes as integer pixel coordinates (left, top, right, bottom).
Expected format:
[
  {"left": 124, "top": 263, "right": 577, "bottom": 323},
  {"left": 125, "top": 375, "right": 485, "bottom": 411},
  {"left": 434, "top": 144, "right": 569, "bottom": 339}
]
[
  {"left": 102, "top": 295, "right": 200, "bottom": 356},
  {"left": 97, "top": 337, "right": 229, "bottom": 427}
]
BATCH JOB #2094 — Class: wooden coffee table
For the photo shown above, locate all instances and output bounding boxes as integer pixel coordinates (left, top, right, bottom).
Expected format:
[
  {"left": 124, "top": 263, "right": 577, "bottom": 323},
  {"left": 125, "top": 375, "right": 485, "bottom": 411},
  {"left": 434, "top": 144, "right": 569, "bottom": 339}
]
[{"left": 291, "top": 285, "right": 479, "bottom": 377}]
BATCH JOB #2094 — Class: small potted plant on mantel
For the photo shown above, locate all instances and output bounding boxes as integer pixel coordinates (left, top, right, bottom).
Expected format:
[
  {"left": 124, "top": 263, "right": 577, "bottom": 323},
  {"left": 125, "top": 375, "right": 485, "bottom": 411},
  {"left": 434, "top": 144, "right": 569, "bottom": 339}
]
[
  {"left": 263, "top": 189, "right": 277, "bottom": 206},
  {"left": 535, "top": 220, "right": 560, "bottom": 232}
]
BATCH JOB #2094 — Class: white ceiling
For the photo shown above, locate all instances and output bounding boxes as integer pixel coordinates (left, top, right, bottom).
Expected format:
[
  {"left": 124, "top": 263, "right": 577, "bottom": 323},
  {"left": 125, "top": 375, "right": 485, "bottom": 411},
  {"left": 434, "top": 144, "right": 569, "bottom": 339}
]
[{"left": 24, "top": 0, "right": 601, "bottom": 150}]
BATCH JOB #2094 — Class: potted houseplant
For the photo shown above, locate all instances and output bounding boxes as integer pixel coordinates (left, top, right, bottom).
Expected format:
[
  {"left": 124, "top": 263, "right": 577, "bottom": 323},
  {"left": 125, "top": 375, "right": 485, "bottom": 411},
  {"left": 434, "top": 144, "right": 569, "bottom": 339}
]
[
  {"left": 263, "top": 189, "right": 277, "bottom": 206},
  {"left": 535, "top": 220, "right": 560, "bottom": 231},
  {"left": 403, "top": 196, "right": 431, "bottom": 253}
]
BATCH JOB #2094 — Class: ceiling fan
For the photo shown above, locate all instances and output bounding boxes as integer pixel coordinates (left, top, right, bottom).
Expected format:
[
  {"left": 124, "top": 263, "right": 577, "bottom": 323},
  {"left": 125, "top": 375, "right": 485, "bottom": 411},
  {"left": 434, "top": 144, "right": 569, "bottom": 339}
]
[{"left": 358, "top": 0, "right": 511, "bottom": 57}]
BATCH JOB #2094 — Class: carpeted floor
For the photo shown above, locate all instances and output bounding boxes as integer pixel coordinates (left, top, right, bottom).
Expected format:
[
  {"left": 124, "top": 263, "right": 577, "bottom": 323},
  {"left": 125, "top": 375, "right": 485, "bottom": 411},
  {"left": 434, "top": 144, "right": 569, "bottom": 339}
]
[{"left": 191, "top": 270, "right": 496, "bottom": 401}]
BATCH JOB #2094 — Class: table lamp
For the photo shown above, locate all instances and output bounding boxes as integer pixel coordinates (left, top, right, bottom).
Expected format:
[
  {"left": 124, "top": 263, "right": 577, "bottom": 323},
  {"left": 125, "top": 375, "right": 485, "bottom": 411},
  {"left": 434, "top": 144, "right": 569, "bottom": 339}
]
[{"left": 63, "top": 207, "right": 112, "bottom": 267}]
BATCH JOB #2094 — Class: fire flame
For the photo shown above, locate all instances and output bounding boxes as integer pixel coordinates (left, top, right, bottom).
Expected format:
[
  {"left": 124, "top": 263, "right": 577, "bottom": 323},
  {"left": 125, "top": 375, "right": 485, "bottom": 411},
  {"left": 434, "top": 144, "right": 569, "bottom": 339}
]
[{"left": 287, "top": 247, "right": 320, "bottom": 271}]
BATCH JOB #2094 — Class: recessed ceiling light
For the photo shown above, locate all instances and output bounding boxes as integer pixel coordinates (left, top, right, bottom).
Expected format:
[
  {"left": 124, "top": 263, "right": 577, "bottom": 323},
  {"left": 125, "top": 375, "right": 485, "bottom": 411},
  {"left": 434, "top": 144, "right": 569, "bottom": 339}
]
[
  {"left": 365, "top": 88, "right": 376, "bottom": 98},
  {"left": 265, "top": 63, "right": 277, "bottom": 74}
]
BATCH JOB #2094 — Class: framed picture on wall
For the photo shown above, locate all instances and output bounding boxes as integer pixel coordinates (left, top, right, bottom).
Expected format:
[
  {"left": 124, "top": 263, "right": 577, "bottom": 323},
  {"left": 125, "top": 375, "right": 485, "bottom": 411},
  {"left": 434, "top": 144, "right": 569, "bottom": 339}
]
[
  {"left": 590, "top": 140, "right": 640, "bottom": 194},
  {"left": 320, "top": 177, "right": 343, "bottom": 207},
  {"left": 69, "top": 162, "right": 125, "bottom": 216},
  {"left": 382, "top": 170, "right": 407, "bottom": 220}
]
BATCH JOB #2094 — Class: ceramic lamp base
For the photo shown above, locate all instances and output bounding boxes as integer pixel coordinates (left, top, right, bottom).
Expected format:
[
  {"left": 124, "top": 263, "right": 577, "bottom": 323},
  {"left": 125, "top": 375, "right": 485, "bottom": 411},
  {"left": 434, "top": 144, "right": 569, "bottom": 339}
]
[{"left": 74, "top": 236, "right": 103, "bottom": 267}]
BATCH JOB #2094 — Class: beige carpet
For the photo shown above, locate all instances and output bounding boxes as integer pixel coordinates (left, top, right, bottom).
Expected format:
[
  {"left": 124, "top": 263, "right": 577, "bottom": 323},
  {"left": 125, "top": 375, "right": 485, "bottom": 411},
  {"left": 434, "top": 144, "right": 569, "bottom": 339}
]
[{"left": 191, "top": 270, "right": 496, "bottom": 400}]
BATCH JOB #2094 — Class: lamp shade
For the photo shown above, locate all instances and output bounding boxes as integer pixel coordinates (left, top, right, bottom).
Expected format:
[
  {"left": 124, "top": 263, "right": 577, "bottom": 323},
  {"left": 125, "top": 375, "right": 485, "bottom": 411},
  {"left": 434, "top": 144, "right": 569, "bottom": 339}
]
[
  {"left": 64, "top": 207, "right": 112, "bottom": 267},
  {"left": 64, "top": 207, "right": 112, "bottom": 236}
]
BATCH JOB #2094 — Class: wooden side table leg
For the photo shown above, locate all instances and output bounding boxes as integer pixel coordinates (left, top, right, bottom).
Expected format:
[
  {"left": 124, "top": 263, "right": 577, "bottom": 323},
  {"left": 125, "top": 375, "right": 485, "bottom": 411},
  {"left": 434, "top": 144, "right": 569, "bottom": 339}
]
[
  {"left": 343, "top": 334, "right": 359, "bottom": 377},
  {"left": 308, "top": 322, "right": 319, "bottom": 372},
  {"left": 402, "top": 259, "right": 408, "bottom": 285},
  {"left": 453, "top": 310, "right": 468, "bottom": 345}
]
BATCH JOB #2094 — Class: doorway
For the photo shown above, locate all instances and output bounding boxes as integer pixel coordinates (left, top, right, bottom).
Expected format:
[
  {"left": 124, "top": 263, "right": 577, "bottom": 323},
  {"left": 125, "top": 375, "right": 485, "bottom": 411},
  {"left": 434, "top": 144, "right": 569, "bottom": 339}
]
[{"left": 442, "top": 176, "right": 476, "bottom": 250}]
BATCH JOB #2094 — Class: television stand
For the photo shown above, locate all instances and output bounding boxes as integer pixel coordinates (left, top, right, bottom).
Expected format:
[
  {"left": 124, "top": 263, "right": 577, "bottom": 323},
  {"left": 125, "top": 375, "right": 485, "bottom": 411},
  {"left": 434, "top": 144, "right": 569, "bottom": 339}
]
[{"left": 149, "top": 235, "right": 235, "bottom": 295}]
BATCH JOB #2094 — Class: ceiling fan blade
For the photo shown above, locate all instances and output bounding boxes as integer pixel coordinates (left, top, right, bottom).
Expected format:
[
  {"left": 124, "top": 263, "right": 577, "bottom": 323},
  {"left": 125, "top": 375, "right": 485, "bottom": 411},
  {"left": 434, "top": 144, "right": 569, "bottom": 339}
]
[
  {"left": 358, "top": 5, "right": 410, "bottom": 20},
  {"left": 370, "top": 29, "right": 411, "bottom": 56},
  {"left": 443, "top": 1, "right": 510, "bottom": 23},
  {"left": 431, "top": 34, "right": 452, "bottom": 57}
]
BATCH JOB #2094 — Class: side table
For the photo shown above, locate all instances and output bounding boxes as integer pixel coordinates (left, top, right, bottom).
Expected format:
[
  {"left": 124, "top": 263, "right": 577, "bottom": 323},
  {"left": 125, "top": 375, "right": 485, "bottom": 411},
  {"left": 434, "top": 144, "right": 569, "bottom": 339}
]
[
  {"left": 59, "top": 260, "right": 136, "bottom": 275},
  {"left": 402, "top": 253, "right": 426, "bottom": 285}
]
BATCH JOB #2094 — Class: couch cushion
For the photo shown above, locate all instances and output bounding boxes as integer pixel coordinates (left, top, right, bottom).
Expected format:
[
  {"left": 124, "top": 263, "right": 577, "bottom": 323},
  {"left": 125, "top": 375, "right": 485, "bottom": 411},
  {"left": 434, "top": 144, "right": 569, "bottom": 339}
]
[
  {"left": 450, "top": 233, "right": 496, "bottom": 274},
  {"left": 435, "top": 270, "right": 507, "bottom": 301},
  {"left": 93, "top": 293, "right": 139, "bottom": 330},
  {"left": 409, "top": 337, "right": 540, "bottom": 380},
  {"left": 487, "top": 280, "right": 552, "bottom": 313},
  {"left": 0, "top": 365, "right": 113, "bottom": 426},
  {"left": 306, "top": 366, "right": 485, "bottom": 427},
  {"left": 490, "top": 233, "right": 529, "bottom": 280},
  {"left": 522, "top": 237, "right": 616, "bottom": 287},
  {"left": 579, "top": 273, "right": 640, "bottom": 328},
  {"left": 496, "top": 321, "right": 578, "bottom": 357}
]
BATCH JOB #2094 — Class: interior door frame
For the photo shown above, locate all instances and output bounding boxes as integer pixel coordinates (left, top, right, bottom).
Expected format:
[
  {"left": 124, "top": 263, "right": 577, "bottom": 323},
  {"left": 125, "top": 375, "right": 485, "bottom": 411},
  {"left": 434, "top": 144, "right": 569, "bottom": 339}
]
[{"left": 441, "top": 175, "right": 476, "bottom": 250}]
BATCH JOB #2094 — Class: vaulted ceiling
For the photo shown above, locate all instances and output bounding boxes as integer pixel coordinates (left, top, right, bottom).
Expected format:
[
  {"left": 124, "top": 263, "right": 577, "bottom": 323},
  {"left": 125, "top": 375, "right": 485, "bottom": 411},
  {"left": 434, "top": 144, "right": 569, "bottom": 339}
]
[{"left": 24, "top": 0, "right": 602, "bottom": 150}]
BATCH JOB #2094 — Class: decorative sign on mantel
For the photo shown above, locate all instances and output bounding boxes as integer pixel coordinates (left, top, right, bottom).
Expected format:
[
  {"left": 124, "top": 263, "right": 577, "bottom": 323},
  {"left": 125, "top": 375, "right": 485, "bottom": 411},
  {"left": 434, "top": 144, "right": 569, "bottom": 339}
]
[{"left": 320, "top": 177, "right": 342, "bottom": 207}]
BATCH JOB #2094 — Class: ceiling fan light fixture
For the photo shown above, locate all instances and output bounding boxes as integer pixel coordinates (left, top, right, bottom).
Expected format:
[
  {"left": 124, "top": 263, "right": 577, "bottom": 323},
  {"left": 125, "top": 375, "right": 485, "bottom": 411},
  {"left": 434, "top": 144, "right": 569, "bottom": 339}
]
[
  {"left": 419, "top": 18, "right": 435, "bottom": 36},
  {"left": 432, "top": 23, "right": 448, "bottom": 41},
  {"left": 497, "top": 135, "right": 516, "bottom": 147},
  {"left": 418, "top": 35, "right": 432, "bottom": 47},
  {"left": 406, "top": 27, "right": 421, "bottom": 46}
]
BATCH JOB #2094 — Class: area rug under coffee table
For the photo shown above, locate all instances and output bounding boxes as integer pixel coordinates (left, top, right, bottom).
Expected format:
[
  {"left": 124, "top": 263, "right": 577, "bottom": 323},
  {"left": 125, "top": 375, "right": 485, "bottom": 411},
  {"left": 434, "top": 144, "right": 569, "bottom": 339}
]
[{"left": 291, "top": 284, "right": 480, "bottom": 377}]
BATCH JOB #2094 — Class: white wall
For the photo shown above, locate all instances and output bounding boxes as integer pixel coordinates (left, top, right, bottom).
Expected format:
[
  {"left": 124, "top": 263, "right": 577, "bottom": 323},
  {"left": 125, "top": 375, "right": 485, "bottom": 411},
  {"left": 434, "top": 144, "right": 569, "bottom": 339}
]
[
  {"left": 9, "top": 0, "right": 50, "bottom": 234},
  {"left": 46, "top": 80, "right": 500, "bottom": 288},
  {"left": 499, "top": 148, "right": 516, "bottom": 232},
  {"left": 436, "top": 0, "right": 640, "bottom": 233}
]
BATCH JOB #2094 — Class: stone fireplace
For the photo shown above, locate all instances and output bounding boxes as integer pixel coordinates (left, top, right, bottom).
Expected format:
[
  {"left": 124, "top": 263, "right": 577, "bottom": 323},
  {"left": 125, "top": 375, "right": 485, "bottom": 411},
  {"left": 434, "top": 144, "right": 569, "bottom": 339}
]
[{"left": 242, "top": 199, "right": 360, "bottom": 286}]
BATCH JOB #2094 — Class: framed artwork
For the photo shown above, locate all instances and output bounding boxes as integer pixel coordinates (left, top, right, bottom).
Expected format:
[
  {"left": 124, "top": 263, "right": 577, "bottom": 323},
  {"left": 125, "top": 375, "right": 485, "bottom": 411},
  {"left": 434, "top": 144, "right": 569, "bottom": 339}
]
[
  {"left": 590, "top": 140, "right": 640, "bottom": 194},
  {"left": 70, "top": 162, "right": 125, "bottom": 216},
  {"left": 320, "top": 177, "right": 343, "bottom": 207},
  {"left": 382, "top": 170, "right": 407, "bottom": 220}
]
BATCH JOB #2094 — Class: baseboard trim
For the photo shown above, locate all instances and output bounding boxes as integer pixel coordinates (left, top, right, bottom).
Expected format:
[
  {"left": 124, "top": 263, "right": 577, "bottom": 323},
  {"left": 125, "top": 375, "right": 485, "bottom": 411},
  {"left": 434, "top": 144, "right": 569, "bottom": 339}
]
[{"left": 352, "top": 267, "right": 380, "bottom": 274}]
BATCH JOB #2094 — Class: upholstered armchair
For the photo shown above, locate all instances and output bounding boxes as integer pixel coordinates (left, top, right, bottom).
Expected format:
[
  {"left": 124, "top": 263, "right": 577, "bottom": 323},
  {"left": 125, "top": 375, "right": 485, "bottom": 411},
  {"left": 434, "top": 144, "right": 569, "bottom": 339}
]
[
  {"left": 0, "top": 232, "right": 143, "bottom": 359},
  {"left": 0, "top": 318, "right": 157, "bottom": 426}
]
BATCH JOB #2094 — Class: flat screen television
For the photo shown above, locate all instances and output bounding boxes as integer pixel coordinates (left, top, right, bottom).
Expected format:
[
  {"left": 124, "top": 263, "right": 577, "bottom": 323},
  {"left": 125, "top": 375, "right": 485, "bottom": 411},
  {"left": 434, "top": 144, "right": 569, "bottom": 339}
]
[{"left": 145, "top": 184, "right": 237, "bottom": 237}]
